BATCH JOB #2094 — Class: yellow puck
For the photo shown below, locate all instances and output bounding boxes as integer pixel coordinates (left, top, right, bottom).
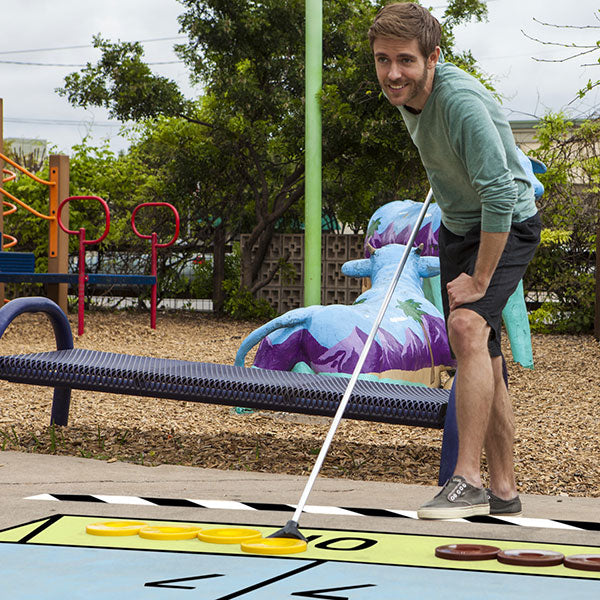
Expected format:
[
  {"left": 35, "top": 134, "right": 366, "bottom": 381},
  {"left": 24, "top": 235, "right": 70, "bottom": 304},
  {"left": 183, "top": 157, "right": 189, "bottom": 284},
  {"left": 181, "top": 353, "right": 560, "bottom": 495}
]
[
  {"left": 138, "top": 525, "right": 203, "bottom": 540},
  {"left": 241, "top": 537, "right": 308, "bottom": 555},
  {"left": 86, "top": 521, "right": 148, "bottom": 536},
  {"left": 197, "top": 527, "right": 262, "bottom": 544}
]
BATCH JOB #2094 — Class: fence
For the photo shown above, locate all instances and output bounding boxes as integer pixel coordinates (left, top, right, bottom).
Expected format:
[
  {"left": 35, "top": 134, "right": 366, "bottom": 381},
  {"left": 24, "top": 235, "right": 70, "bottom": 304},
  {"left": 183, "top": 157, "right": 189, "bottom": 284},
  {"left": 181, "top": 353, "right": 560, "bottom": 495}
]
[{"left": 241, "top": 233, "right": 365, "bottom": 314}]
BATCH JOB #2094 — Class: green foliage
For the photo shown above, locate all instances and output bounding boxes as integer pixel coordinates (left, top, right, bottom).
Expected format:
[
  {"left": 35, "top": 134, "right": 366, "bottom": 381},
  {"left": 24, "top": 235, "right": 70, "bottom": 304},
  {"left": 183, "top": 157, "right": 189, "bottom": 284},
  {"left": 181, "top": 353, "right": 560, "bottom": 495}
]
[
  {"left": 189, "top": 242, "right": 274, "bottom": 319},
  {"left": 189, "top": 246, "right": 242, "bottom": 299},
  {"left": 189, "top": 257, "right": 214, "bottom": 299},
  {"left": 222, "top": 281, "right": 277, "bottom": 320},
  {"left": 526, "top": 228, "right": 596, "bottom": 333},
  {"left": 58, "top": 36, "right": 189, "bottom": 121},
  {"left": 525, "top": 113, "right": 600, "bottom": 333}
]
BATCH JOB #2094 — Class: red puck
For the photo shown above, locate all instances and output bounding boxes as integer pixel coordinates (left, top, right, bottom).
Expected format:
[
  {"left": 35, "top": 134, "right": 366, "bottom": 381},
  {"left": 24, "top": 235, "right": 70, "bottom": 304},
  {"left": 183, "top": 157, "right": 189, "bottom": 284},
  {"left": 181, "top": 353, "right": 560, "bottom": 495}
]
[
  {"left": 497, "top": 549, "right": 564, "bottom": 567},
  {"left": 564, "top": 554, "right": 600, "bottom": 572},
  {"left": 435, "top": 543, "right": 500, "bottom": 561}
]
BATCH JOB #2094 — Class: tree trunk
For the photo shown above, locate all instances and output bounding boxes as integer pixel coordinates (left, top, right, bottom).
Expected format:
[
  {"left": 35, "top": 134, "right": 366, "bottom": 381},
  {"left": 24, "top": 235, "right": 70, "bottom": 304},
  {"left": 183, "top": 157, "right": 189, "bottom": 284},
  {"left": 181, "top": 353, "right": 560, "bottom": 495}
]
[
  {"left": 212, "top": 224, "right": 226, "bottom": 314},
  {"left": 240, "top": 222, "right": 277, "bottom": 293}
]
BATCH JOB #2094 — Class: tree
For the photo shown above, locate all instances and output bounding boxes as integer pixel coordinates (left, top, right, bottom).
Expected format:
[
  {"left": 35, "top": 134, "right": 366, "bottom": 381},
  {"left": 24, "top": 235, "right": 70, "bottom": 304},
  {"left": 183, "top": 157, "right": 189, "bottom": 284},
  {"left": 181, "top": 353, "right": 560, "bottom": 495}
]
[
  {"left": 57, "top": 0, "right": 489, "bottom": 308},
  {"left": 523, "top": 11, "right": 600, "bottom": 102},
  {"left": 127, "top": 112, "right": 255, "bottom": 311}
]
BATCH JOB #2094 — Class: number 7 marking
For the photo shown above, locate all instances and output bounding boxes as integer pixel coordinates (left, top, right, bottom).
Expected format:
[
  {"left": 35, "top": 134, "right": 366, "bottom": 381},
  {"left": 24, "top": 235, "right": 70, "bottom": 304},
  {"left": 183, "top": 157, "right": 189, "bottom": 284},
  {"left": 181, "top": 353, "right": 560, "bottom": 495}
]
[{"left": 145, "top": 573, "right": 224, "bottom": 589}]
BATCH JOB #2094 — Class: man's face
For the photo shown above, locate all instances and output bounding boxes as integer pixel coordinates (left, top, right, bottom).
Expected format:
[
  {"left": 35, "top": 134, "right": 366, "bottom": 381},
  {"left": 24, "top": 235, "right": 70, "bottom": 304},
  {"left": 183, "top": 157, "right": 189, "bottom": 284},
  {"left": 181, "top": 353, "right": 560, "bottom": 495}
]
[{"left": 373, "top": 37, "right": 439, "bottom": 111}]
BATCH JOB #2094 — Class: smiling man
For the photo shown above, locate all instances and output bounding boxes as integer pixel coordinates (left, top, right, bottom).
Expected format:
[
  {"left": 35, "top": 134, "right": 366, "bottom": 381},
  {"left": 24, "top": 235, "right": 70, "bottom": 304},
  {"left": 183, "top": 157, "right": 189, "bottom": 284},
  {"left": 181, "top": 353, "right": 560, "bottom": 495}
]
[{"left": 368, "top": 3, "right": 541, "bottom": 520}]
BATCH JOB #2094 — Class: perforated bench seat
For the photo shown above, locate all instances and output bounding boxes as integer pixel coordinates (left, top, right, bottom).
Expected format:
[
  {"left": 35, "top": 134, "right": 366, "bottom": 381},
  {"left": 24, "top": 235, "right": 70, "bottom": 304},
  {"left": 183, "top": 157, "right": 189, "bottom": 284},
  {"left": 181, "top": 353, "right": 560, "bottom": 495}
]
[
  {"left": 0, "top": 348, "right": 448, "bottom": 427},
  {"left": 0, "top": 297, "right": 458, "bottom": 483}
]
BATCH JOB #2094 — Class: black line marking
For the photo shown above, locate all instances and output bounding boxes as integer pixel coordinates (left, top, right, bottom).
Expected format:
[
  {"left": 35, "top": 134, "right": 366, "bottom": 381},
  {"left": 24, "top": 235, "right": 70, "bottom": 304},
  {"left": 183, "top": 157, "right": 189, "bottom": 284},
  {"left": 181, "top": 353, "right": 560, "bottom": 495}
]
[
  {"left": 292, "top": 583, "right": 377, "bottom": 599},
  {"left": 18, "top": 514, "right": 63, "bottom": 543},
  {"left": 341, "top": 507, "right": 402, "bottom": 518},
  {"left": 556, "top": 520, "right": 600, "bottom": 531},
  {"left": 145, "top": 573, "right": 224, "bottom": 589},
  {"left": 466, "top": 515, "right": 519, "bottom": 526},
  {"left": 243, "top": 502, "right": 295, "bottom": 512},
  {"left": 51, "top": 494, "right": 104, "bottom": 503},
  {"left": 22, "top": 512, "right": 600, "bottom": 546},
  {"left": 214, "top": 560, "right": 326, "bottom": 600},
  {"left": 140, "top": 497, "right": 199, "bottom": 508},
  {"left": 0, "top": 515, "right": 54, "bottom": 535}
]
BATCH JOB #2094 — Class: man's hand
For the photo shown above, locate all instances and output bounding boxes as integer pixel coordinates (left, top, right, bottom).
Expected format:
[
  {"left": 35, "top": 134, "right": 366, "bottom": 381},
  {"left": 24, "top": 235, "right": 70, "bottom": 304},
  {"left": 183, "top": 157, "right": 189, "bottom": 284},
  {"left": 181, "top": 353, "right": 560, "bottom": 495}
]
[
  {"left": 447, "top": 230, "right": 510, "bottom": 311},
  {"left": 446, "top": 273, "right": 487, "bottom": 311}
]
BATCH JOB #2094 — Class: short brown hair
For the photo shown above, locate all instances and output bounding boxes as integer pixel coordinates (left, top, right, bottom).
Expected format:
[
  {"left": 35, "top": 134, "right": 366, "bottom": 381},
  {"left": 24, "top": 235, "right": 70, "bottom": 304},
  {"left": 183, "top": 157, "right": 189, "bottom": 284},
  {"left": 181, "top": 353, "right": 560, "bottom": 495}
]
[{"left": 368, "top": 2, "right": 441, "bottom": 58}]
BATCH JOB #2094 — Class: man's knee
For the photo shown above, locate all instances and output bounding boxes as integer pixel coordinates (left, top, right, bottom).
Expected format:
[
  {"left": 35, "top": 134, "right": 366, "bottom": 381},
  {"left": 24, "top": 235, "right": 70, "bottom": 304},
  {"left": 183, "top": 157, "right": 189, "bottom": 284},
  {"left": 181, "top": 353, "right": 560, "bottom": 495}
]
[{"left": 448, "top": 309, "right": 490, "bottom": 356}]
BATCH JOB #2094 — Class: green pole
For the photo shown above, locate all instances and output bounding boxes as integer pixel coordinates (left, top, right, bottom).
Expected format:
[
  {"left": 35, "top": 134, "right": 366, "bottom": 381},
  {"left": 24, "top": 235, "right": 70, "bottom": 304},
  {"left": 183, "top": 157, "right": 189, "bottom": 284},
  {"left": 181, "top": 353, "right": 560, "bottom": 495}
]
[{"left": 304, "top": 0, "right": 322, "bottom": 306}]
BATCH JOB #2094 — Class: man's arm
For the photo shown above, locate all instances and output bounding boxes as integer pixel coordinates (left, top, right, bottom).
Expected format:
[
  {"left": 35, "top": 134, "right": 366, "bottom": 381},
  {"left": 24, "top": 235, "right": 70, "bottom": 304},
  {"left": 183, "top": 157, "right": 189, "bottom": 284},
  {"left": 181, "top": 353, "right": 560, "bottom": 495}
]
[{"left": 446, "top": 230, "right": 509, "bottom": 311}]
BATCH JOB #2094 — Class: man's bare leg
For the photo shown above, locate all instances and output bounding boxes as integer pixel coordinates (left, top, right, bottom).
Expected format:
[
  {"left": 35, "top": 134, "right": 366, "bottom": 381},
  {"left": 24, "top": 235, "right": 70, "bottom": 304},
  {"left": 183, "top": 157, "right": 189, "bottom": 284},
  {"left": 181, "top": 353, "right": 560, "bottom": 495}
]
[
  {"left": 416, "top": 307, "right": 493, "bottom": 518},
  {"left": 484, "top": 355, "right": 518, "bottom": 499},
  {"left": 447, "top": 307, "right": 494, "bottom": 489}
]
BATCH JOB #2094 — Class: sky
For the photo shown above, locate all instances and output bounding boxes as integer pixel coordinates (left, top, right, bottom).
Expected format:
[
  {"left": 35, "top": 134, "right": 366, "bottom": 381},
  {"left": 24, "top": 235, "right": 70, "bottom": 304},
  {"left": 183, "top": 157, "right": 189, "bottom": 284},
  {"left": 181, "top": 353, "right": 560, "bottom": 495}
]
[{"left": 1, "top": 0, "right": 598, "bottom": 156}]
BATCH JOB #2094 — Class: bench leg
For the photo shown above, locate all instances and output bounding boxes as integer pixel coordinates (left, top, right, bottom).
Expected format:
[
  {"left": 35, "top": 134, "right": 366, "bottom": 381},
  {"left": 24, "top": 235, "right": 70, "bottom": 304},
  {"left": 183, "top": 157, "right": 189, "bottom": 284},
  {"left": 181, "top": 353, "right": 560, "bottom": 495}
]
[
  {"left": 439, "top": 377, "right": 458, "bottom": 485},
  {"left": 50, "top": 387, "right": 71, "bottom": 426}
]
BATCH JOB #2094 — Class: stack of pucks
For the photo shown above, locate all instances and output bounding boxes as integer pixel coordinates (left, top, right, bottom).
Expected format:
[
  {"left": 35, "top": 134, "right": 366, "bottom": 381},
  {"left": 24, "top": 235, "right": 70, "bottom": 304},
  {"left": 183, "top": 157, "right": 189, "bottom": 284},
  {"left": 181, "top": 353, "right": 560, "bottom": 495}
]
[
  {"left": 435, "top": 544, "right": 500, "bottom": 561},
  {"left": 563, "top": 554, "right": 600, "bottom": 572},
  {"left": 86, "top": 521, "right": 148, "bottom": 536},
  {"left": 496, "top": 549, "right": 564, "bottom": 567},
  {"left": 139, "top": 525, "right": 203, "bottom": 540}
]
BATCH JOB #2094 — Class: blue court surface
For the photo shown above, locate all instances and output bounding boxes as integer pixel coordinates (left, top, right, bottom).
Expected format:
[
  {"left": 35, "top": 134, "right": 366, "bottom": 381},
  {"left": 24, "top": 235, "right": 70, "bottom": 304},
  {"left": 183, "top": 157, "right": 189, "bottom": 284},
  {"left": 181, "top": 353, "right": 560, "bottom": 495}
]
[{"left": 1, "top": 515, "right": 598, "bottom": 599}]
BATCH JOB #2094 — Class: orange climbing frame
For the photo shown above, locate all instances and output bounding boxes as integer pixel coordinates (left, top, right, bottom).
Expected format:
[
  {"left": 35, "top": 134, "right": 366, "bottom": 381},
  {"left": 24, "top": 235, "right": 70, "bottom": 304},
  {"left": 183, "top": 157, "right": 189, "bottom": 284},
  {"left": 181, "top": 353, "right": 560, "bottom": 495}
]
[
  {"left": 0, "top": 150, "right": 70, "bottom": 311},
  {"left": 0, "top": 152, "right": 58, "bottom": 253}
]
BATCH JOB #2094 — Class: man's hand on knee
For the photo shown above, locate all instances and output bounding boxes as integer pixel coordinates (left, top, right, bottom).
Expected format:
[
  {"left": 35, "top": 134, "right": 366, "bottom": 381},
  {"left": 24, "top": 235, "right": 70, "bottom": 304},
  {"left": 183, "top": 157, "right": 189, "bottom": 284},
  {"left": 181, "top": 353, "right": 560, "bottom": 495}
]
[{"left": 447, "top": 272, "right": 487, "bottom": 310}]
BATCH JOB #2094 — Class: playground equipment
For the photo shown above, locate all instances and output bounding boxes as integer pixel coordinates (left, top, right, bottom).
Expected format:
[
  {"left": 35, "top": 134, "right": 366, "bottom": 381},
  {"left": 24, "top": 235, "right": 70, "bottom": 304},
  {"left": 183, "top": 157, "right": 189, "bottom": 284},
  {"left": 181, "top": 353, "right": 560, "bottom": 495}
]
[
  {"left": 236, "top": 242, "right": 454, "bottom": 386},
  {"left": 0, "top": 150, "right": 70, "bottom": 310},
  {"left": 0, "top": 193, "right": 179, "bottom": 335}
]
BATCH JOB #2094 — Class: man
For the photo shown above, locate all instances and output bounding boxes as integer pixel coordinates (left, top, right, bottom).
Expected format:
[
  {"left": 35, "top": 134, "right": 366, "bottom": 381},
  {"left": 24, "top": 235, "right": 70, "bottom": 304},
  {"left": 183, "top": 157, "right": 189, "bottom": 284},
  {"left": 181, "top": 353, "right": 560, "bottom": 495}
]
[{"left": 368, "top": 2, "right": 541, "bottom": 519}]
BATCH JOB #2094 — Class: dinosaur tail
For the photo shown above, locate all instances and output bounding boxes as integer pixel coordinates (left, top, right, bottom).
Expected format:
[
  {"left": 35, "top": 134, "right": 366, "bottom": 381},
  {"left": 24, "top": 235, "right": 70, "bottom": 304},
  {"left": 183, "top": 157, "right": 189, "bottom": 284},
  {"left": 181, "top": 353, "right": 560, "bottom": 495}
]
[{"left": 234, "top": 309, "right": 310, "bottom": 367}]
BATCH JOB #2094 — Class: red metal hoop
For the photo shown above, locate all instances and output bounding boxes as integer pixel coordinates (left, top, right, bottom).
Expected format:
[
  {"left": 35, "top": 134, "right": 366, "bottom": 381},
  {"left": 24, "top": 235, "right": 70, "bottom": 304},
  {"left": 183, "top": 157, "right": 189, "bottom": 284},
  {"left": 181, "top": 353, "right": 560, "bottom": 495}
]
[
  {"left": 57, "top": 196, "right": 111, "bottom": 245},
  {"left": 130, "top": 202, "right": 180, "bottom": 248}
]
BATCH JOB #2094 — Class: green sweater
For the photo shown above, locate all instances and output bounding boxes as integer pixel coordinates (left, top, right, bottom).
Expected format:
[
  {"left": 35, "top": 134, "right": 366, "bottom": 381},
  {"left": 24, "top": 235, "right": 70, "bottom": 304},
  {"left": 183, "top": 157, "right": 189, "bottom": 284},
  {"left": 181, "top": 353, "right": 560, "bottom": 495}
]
[{"left": 399, "top": 62, "right": 538, "bottom": 235}]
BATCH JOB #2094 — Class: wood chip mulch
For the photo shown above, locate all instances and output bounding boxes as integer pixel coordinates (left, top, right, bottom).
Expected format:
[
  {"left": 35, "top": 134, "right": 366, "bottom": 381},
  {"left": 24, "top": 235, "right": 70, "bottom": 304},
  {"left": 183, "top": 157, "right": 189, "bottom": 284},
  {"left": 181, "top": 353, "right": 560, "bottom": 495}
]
[{"left": 0, "top": 309, "right": 598, "bottom": 498}]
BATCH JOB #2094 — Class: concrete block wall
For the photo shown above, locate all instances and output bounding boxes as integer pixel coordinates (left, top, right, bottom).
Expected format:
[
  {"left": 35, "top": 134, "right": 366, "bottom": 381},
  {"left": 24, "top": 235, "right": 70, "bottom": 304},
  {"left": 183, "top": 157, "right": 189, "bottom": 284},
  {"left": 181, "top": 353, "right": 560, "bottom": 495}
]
[{"left": 241, "top": 233, "right": 365, "bottom": 314}]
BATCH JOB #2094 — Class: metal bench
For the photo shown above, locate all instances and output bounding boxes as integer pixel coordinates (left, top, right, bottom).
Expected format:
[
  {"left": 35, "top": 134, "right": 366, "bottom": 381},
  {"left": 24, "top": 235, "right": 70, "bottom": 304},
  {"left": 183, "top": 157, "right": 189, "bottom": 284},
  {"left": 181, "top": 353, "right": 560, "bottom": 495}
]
[{"left": 0, "top": 296, "right": 458, "bottom": 482}]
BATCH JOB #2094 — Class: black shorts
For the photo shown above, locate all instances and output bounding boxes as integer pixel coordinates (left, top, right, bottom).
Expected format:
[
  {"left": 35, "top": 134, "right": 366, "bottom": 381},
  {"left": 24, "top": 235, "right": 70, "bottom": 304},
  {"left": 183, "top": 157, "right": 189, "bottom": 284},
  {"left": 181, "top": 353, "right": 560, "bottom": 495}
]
[{"left": 439, "top": 213, "right": 542, "bottom": 357}]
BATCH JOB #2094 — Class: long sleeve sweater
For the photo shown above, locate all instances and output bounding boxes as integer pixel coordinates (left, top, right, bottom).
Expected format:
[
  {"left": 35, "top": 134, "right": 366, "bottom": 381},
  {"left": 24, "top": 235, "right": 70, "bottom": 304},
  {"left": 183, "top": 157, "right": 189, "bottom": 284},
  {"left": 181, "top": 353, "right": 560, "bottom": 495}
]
[{"left": 398, "top": 62, "right": 538, "bottom": 236}]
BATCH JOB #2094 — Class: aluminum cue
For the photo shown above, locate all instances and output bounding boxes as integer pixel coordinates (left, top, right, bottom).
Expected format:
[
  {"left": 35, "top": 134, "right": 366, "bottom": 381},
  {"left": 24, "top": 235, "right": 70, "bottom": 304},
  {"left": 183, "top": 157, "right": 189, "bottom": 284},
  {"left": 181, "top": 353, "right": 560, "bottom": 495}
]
[{"left": 290, "top": 189, "right": 434, "bottom": 524}]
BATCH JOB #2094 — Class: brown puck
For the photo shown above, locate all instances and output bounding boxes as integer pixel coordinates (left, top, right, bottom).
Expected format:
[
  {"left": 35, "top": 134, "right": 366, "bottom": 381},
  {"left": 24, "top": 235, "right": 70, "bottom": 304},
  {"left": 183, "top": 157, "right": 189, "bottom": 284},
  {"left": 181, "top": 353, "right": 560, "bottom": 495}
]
[
  {"left": 435, "top": 543, "right": 500, "bottom": 561},
  {"left": 564, "top": 554, "right": 600, "bottom": 572},
  {"left": 497, "top": 549, "right": 564, "bottom": 567}
]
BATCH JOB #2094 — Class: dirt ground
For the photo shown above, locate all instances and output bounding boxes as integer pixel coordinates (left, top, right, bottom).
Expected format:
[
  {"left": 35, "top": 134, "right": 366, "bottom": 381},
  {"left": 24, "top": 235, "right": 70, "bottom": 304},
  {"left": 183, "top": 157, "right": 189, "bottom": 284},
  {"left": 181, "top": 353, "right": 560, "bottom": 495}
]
[{"left": 0, "top": 308, "right": 598, "bottom": 498}]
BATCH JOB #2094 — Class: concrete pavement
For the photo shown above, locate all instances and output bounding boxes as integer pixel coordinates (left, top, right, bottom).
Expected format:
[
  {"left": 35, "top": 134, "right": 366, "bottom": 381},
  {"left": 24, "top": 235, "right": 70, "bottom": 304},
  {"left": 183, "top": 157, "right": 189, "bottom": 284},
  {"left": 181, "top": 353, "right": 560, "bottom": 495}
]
[{"left": 1, "top": 451, "right": 598, "bottom": 547}]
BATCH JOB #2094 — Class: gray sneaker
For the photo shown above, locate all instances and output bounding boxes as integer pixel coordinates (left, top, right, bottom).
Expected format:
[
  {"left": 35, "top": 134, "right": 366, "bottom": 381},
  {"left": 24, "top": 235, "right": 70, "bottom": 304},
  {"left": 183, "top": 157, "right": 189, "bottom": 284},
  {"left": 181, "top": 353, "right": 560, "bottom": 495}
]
[
  {"left": 487, "top": 489, "right": 522, "bottom": 516},
  {"left": 417, "top": 475, "right": 490, "bottom": 520}
]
